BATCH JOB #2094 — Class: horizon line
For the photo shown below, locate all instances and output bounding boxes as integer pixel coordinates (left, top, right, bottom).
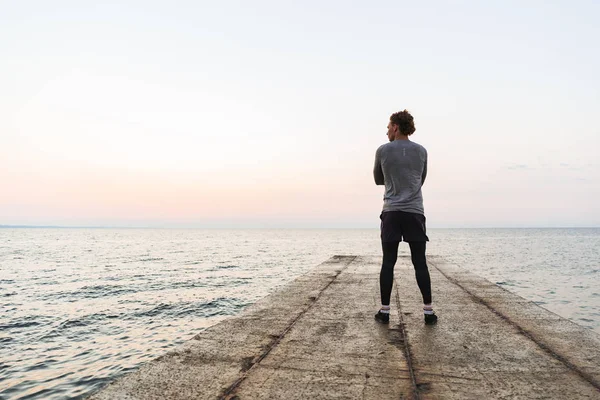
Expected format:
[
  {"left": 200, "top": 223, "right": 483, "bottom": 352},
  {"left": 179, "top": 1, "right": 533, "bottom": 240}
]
[{"left": 1, "top": 224, "right": 599, "bottom": 230}]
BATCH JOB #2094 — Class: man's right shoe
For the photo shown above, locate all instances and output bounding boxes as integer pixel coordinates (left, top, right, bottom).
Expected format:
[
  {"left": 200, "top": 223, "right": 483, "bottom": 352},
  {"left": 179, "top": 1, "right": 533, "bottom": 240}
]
[
  {"left": 374, "top": 311, "right": 390, "bottom": 324},
  {"left": 424, "top": 312, "right": 438, "bottom": 325}
]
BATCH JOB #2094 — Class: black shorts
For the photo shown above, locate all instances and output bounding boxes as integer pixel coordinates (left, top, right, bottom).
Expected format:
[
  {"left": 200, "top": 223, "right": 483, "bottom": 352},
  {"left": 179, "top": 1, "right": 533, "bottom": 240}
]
[{"left": 380, "top": 211, "right": 429, "bottom": 243}]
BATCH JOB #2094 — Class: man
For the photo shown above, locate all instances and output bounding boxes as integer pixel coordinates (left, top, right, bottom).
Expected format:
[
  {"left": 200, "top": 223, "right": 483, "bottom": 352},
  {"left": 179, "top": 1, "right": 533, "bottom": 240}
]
[{"left": 373, "top": 110, "right": 437, "bottom": 325}]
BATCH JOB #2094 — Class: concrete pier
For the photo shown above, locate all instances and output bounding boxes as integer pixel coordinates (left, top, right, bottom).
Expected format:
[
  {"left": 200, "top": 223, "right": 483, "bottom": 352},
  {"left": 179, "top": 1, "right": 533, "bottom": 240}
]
[{"left": 90, "top": 256, "right": 600, "bottom": 399}]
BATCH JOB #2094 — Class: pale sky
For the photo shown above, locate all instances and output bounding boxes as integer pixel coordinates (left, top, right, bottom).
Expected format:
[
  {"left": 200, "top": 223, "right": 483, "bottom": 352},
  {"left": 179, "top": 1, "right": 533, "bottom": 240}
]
[{"left": 1, "top": 1, "right": 599, "bottom": 228}]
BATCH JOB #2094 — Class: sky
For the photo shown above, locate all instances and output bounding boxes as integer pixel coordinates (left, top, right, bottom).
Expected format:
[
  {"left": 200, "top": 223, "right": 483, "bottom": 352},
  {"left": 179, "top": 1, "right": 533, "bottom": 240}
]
[{"left": 1, "top": 0, "right": 599, "bottom": 228}]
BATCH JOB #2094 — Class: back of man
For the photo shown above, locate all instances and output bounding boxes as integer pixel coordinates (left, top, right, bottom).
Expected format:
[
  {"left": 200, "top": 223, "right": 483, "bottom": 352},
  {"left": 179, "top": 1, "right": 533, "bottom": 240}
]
[
  {"left": 376, "top": 140, "right": 427, "bottom": 215},
  {"left": 373, "top": 110, "right": 437, "bottom": 325}
]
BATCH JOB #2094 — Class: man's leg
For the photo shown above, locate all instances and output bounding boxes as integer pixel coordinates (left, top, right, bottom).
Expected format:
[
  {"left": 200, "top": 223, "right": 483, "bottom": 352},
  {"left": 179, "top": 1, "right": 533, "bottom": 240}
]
[
  {"left": 375, "top": 241, "right": 400, "bottom": 324},
  {"left": 408, "top": 241, "right": 431, "bottom": 303},
  {"left": 380, "top": 241, "right": 400, "bottom": 305},
  {"left": 408, "top": 241, "right": 437, "bottom": 324}
]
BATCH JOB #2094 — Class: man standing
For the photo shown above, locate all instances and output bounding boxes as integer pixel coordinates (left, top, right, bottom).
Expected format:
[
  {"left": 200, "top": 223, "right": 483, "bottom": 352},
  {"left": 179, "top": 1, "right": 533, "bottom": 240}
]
[{"left": 373, "top": 110, "right": 437, "bottom": 325}]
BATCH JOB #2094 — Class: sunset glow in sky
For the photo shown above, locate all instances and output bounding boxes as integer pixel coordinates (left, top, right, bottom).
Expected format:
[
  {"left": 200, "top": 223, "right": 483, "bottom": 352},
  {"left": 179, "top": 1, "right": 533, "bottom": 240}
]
[{"left": 2, "top": 1, "right": 599, "bottom": 227}]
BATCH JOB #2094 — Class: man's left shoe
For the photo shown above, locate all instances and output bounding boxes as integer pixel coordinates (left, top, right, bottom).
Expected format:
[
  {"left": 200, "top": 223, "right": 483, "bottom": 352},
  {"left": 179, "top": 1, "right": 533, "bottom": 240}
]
[{"left": 374, "top": 311, "right": 390, "bottom": 324}]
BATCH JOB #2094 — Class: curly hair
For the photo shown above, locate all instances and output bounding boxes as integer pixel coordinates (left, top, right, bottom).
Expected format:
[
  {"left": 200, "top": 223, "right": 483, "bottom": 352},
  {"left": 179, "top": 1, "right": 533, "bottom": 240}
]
[{"left": 390, "top": 110, "right": 416, "bottom": 136}]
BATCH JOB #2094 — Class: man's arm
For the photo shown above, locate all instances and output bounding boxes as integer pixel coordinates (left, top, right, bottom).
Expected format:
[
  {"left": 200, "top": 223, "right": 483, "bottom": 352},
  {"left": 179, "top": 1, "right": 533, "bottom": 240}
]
[
  {"left": 374, "top": 148, "right": 384, "bottom": 185},
  {"left": 421, "top": 159, "right": 427, "bottom": 186}
]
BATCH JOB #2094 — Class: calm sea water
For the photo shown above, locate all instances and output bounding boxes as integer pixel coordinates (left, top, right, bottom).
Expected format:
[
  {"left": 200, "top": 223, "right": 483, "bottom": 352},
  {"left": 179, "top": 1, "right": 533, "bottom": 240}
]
[{"left": 0, "top": 228, "right": 598, "bottom": 399}]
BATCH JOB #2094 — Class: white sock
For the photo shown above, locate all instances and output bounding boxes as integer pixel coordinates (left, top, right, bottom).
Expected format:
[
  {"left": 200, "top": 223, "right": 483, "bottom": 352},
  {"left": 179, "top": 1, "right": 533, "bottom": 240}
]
[
  {"left": 423, "top": 304, "right": 434, "bottom": 315},
  {"left": 380, "top": 305, "right": 390, "bottom": 314}
]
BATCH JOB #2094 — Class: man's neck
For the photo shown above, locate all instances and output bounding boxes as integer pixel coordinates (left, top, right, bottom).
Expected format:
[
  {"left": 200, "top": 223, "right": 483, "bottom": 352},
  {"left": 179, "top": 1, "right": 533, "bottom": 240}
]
[{"left": 394, "top": 134, "right": 410, "bottom": 141}]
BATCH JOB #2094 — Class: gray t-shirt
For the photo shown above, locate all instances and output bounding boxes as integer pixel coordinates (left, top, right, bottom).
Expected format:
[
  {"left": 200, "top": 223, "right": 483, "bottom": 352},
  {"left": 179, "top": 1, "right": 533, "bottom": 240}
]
[{"left": 373, "top": 140, "right": 428, "bottom": 214}]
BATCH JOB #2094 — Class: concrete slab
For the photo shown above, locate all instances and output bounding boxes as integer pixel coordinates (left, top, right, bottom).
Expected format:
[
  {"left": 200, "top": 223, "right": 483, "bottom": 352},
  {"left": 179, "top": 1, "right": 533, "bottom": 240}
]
[
  {"left": 392, "top": 256, "right": 600, "bottom": 399},
  {"left": 89, "top": 255, "right": 600, "bottom": 400}
]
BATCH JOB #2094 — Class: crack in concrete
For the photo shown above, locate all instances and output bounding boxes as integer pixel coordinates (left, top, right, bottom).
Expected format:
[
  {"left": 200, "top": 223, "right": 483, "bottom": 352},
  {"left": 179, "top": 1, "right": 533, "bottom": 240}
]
[
  {"left": 219, "top": 256, "right": 357, "bottom": 399},
  {"left": 433, "top": 262, "right": 600, "bottom": 392},
  {"left": 394, "top": 284, "right": 421, "bottom": 400}
]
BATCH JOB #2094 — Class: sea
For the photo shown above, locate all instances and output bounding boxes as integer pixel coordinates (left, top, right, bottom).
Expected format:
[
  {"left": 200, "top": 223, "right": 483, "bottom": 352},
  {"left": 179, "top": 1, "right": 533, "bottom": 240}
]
[{"left": 0, "top": 228, "right": 599, "bottom": 399}]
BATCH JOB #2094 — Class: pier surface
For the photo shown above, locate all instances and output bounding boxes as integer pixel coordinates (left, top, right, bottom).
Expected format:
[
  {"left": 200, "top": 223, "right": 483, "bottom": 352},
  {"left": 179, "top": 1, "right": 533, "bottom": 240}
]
[{"left": 90, "top": 256, "right": 600, "bottom": 399}]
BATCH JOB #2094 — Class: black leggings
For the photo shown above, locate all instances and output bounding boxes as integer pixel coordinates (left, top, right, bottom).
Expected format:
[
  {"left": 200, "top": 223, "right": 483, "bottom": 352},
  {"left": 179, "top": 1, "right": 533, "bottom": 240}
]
[{"left": 380, "top": 241, "right": 432, "bottom": 306}]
